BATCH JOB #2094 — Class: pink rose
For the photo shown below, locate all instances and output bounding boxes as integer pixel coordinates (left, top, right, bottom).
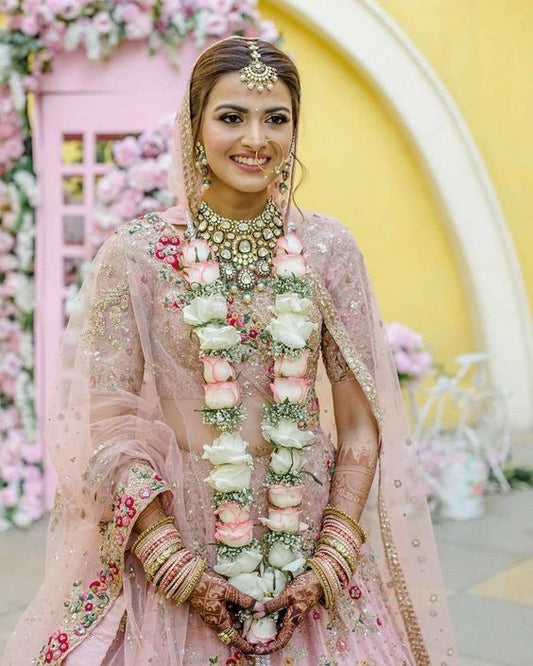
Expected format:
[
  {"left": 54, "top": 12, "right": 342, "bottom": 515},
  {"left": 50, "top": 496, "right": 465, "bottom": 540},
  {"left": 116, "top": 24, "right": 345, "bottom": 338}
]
[
  {"left": 181, "top": 239, "right": 213, "bottom": 265},
  {"left": 201, "top": 356, "right": 236, "bottom": 383},
  {"left": 270, "top": 377, "right": 310, "bottom": 404},
  {"left": 215, "top": 502, "right": 250, "bottom": 523},
  {"left": 204, "top": 380, "right": 240, "bottom": 409},
  {"left": 274, "top": 351, "right": 310, "bottom": 378},
  {"left": 127, "top": 159, "right": 160, "bottom": 192},
  {"left": 259, "top": 507, "right": 301, "bottom": 533},
  {"left": 115, "top": 189, "right": 143, "bottom": 220},
  {"left": 20, "top": 15, "right": 40, "bottom": 36},
  {"left": 275, "top": 232, "right": 303, "bottom": 256},
  {"left": 272, "top": 254, "right": 307, "bottom": 278},
  {"left": 1, "top": 485, "right": 19, "bottom": 507},
  {"left": 214, "top": 519, "right": 254, "bottom": 548},
  {"left": 268, "top": 484, "right": 304, "bottom": 509},
  {"left": 138, "top": 131, "right": 166, "bottom": 158},
  {"left": 92, "top": 11, "right": 114, "bottom": 34},
  {"left": 112, "top": 136, "right": 140, "bottom": 168},
  {"left": 183, "top": 260, "right": 220, "bottom": 286},
  {"left": 96, "top": 170, "right": 127, "bottom": 204},
  {"left": 21, "top": 444, "right": 42, "bottom": 464}
]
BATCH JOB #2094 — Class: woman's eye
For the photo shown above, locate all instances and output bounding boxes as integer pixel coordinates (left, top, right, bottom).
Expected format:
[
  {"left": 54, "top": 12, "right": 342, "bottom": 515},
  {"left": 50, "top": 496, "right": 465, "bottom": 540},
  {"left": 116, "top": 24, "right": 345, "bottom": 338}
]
[
  {"left": 267, "top": 115, "right": 289, "bottom": 125},
  {"left": 221, "top": 114, "right": 242, "bottom": 124}
]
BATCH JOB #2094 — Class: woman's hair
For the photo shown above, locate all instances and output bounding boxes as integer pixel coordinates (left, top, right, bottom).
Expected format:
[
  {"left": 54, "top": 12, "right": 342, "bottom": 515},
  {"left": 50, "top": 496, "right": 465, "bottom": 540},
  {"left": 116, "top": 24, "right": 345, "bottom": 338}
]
[{"left": 189, "top": 38, "right": 301, "bottom": 144}]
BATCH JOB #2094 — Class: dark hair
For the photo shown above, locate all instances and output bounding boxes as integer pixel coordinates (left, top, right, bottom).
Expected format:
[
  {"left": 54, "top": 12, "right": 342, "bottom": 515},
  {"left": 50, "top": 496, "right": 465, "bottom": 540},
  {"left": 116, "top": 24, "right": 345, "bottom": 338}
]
[{"left": 189, "top": 38, "right": 301, "bottom": 144}]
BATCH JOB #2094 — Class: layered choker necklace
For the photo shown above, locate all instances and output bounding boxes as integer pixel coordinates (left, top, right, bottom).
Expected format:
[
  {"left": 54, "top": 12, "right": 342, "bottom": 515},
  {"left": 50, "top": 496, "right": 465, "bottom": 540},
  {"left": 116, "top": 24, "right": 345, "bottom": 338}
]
[{"left": 194, "top": 198, "right": 284, "bottom": 302}]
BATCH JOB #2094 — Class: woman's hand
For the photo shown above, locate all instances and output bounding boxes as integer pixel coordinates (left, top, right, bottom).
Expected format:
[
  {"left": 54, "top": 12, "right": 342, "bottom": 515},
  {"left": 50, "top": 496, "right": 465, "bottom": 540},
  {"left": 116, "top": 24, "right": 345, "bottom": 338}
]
[
  {"left": 251, "top": 570, "right": 323, "bottom": 655},
  {"left": 188, "top": 568, "right": 257, "bottom": 653}
]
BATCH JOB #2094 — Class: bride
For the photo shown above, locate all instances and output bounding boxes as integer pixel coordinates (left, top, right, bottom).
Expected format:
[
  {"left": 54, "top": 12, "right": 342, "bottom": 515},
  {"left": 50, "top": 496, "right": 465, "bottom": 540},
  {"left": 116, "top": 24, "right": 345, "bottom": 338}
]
[{"left": 2, "top": 37, "right": 456, "bottom": 665}]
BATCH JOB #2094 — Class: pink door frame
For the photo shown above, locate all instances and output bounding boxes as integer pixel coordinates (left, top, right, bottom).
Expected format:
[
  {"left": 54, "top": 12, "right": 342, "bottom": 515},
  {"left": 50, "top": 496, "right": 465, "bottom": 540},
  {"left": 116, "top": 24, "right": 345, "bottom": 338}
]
[{"left": 33, "top": 41, "right": 197, "bottom": 507}]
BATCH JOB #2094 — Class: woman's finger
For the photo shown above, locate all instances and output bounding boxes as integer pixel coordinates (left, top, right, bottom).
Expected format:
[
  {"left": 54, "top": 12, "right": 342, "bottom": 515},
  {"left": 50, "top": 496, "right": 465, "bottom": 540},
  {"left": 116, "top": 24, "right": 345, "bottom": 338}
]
[
  {"left": 262, "top": 588, "right": 291, "bottom": 615},
  {"left": 224, "top": 583, "right": 256, "bottom": 610},
  {"left": 231, "top": 634, "right": 256, "bottom": 654}
]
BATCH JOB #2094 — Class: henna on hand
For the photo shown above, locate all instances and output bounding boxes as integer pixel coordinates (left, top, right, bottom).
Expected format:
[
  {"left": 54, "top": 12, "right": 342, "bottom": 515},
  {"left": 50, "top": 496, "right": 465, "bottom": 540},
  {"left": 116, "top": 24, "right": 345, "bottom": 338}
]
[
  {"left": 188, "top": 569, "right": 256, "bottom": 652},
  {"left": 253, "top": 571, "right": 323, "bottom": 655}
]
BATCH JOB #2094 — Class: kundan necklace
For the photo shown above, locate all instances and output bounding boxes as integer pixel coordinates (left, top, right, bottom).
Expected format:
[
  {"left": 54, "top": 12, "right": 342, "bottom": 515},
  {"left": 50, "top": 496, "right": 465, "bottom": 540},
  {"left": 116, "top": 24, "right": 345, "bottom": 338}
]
[{"left": 194, "top": 197, "right": 283, "bottom": 302}]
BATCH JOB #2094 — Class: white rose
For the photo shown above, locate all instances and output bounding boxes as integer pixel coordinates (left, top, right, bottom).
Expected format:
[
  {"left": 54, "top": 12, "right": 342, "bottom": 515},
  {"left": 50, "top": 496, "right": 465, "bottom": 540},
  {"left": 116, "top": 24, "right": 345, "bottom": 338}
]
[
  {"left": 267, "top": 542, "right": 301, "bottom": 569},
  {"left": 272, "top": 293, "right": 312, "bottom": 315},
  {"left": 228, "top": 572, "right": 269, "bottom": 601},
  {"left": 183, "top": 294, "right": 227, "bottom": 326},
  {"left": 213, "top": 546, "right": 263, "bottom": 577},
  {"left": 203, "top": 433, "right": 252, "bottom": 466},
  {"left": 262, "top": 419, "right": 314, "bottom": 450},
  {"left": 195, "top": 323, "right": 240, "bottom": 351},
  {"left": 181, "top": 238, "right": 213, "bottom": 264},
  {"left": 269, "top": 448, "right": 304, "bottom": 475},
  {"left": 262, "top": 567, "right": 288, "bottom": 596},
  {"left": 205, "top": 463, "right": 252, "bottom": 492},
  {"left": 243, "top": 616, "right": 278, "bottom": 645},
  {"left": 272, "top": 254, "right": 307, "bottom": 278},
  {"left": 267, "top": 313, "right": 316, "bottom": 349}
]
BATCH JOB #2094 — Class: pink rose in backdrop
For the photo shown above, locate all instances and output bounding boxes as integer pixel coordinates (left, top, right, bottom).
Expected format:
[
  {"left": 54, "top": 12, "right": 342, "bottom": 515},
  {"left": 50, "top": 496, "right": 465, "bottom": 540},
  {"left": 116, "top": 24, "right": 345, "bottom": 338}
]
[
  {"left": 270, "top": 376, "right": 310, "bottom": 404},
  {"left": 201, "top": 356, "right": 236, "bottom": 383},
  {"left": 92, "top": 11, "right": 114, "bottom": 34},
  {"left": 115, "top": 189, "right": 143, "bottom": 219},
  {"left": 385, "top": 322, "right": 433, "bottom": 382},
  {"left": 183, "top": 260, "right": 220, "bottom": 286},
  {"left": 96, "top": 170, "right": 127, "bottom": 204},
  {"left": 127, "top": 159, "right": 160, "bottom": 191},
  {"left": 0, "top": 485, "right": 20, "bottom": 508},
  {"left": 138, "top": 131, "right": 166, "bottom": 158},
  {"left": 204, "top": 380, "right": 240, "bottom": 409},
  {"left": 112, "top": 136, "right": 141, "bottom": 168}
]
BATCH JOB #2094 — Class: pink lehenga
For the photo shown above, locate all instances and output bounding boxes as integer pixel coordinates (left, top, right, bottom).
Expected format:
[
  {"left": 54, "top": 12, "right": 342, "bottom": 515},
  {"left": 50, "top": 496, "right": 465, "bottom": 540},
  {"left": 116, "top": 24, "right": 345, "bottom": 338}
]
[{"left": 2, "top": 51, "right": 456, "bottom": 666}]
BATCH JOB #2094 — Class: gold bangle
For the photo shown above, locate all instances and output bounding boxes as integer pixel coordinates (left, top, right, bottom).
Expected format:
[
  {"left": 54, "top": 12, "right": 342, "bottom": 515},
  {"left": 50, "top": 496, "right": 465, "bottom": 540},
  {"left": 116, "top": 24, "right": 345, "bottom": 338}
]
[
  {"left": 318, "top": 535, "right": 358, "bottom": 574},
  {"left": 173, "top": 558, "right": 207, "bottom": 605},
  {"left": 323, "top": 505, "right": 367, "bottom": 544},
  {"left": 307, "top": 558, "right": 334, "bottom": 609},
  {"left": 145, "top": 542, "right": 182, "bottom": 580},
  {"left": 132, "top": 516, "right": 174, "bottom": 554}
]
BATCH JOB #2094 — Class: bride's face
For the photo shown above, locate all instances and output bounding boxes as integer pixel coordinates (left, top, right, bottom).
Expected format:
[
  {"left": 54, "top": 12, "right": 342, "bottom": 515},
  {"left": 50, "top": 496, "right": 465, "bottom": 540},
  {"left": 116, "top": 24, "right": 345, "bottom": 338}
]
[{"left": 199, "top": 71, "right": 294, "bottom": 197}]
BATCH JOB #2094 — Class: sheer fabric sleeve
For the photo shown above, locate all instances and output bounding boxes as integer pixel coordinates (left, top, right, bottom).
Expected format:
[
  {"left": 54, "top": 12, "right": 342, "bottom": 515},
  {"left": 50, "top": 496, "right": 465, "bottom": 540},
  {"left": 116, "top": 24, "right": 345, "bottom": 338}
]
[{"left": 320, "top": 322, "right": 356, "bottom": 385}]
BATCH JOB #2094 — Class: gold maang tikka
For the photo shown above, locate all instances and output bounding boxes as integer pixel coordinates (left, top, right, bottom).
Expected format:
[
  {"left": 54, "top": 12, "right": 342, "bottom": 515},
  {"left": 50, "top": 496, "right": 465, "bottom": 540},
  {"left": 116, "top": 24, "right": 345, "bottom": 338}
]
[{"left": 239, "top": 41, "right": 278, "bottom": 93}]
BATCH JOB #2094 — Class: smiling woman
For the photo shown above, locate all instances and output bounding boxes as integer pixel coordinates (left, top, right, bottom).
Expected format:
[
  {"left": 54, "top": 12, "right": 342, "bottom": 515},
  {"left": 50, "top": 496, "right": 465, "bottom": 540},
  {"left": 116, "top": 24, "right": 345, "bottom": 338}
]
[{"left": 2, "top": 37, "right": 456, "bottom": 666}]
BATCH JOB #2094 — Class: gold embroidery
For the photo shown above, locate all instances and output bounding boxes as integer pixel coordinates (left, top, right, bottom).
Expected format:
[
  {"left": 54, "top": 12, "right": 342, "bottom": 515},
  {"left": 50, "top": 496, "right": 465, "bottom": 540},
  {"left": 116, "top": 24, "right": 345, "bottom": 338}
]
[
  {"left": 321, "top": 323, "right": 355, "bottom": 384},
  {"left": 81, "top": 282, "right": 130, "bottom": 351}
]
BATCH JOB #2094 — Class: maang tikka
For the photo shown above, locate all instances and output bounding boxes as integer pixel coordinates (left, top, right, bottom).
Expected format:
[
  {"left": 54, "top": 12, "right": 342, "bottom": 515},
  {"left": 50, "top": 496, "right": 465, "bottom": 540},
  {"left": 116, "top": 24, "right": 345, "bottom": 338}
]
[{"left": 239, "top": 41, "right": 278, "bottom": 93}]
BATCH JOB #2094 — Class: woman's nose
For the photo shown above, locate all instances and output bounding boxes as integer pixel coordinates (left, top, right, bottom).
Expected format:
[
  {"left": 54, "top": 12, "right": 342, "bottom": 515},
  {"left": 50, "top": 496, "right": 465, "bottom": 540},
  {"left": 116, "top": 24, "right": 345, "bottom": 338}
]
[{"left": 242, "top": 122, "right": 267, "bottom": 151}]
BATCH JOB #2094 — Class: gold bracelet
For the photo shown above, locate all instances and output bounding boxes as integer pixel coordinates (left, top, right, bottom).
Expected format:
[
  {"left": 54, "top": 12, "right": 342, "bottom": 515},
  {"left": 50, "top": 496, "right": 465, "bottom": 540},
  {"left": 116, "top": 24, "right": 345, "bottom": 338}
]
[
  {"left": 324, "top": 505, "right": 367, "bottom": 544},
  {"left": 132, "top": 516, "right": 174, "bottom": 554},
  {"left": 318, "top": 535, "right": 358, "bottom": 574},
  {"left": 173, "top": 558, "right": 207, "bottom": 605},
  {"left": 307, "top": 558, "right": 334, "bottom": 609},
  {"left": 145, "top": 542, "right": 183, "bottom": 580}
]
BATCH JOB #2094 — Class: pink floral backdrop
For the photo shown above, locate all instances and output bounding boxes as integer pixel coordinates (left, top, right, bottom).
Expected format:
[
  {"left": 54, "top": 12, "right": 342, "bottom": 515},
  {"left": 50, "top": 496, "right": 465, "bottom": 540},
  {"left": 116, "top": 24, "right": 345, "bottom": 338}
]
[{"left": 0, "top": 0, "right": 279, "bottom": 531}]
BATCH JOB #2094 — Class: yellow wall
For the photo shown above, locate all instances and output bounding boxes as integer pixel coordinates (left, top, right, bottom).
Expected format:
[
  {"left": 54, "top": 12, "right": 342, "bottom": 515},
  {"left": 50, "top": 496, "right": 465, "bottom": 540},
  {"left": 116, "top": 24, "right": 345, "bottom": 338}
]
[{"left": 260, "top": 0, "right": 532, "bottom": 378}]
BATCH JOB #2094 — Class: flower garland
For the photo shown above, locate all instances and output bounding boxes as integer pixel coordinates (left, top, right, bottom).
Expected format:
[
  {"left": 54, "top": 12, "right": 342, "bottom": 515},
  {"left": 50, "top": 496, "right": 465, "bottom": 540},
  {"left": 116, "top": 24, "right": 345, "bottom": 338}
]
[
  {"left": 0, "top": 0, "right": 279, "bottom": 530},
  {"left": 160, "top": 222, "right": 317, "bottom": 643}
]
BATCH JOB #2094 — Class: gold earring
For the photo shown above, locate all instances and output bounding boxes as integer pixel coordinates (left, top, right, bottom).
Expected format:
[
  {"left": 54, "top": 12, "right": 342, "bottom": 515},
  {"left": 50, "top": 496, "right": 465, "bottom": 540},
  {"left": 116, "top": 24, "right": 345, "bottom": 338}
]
[{"left": 195, "top": 141, "right": 211, "bottom": 190}]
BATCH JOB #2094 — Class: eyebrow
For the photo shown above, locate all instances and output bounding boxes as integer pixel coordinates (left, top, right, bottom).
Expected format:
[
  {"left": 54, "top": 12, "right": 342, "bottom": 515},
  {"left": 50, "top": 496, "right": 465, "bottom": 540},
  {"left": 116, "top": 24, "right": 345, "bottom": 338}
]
[{"left": 214, "top": 103, "right": 291, "bottom": 114}]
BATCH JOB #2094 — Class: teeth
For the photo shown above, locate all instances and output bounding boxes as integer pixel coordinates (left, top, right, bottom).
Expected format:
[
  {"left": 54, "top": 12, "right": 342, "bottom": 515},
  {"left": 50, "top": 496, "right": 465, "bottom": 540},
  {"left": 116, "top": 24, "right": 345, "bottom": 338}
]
[{"left": 233, "top": 156, "right": 267, "bottom": 166}]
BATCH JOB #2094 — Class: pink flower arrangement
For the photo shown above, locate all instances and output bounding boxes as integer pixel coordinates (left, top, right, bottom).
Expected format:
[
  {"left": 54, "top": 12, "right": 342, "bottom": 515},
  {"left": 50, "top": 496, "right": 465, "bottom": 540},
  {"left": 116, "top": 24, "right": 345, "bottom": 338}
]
[{"left": 385, "top": 322, "right": 433, "bottom": 384}]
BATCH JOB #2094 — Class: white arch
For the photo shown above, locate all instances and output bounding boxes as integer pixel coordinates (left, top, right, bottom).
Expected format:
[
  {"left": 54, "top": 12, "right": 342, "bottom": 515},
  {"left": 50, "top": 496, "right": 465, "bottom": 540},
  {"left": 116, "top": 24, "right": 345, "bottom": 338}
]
[{"left": 271, "top": 0, "right": 533, "bottom": 431}]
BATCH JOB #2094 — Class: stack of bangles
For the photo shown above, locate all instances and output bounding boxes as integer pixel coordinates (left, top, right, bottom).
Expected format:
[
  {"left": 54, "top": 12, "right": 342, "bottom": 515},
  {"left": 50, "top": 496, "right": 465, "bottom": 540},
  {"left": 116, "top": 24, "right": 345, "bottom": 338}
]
[
  {"left": 307, "top": 505, "right": 366, "bottom": 609},
  {"left": 132, "top": 516, "right": 207, "bottom": 605}
]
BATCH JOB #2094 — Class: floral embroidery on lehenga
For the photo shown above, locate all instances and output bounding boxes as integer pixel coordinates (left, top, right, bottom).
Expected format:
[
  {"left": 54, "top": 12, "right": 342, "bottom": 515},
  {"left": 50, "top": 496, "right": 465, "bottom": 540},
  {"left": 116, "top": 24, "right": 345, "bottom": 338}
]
[{"left": 36, "top": 466, "right": 170, "bottom": 665}]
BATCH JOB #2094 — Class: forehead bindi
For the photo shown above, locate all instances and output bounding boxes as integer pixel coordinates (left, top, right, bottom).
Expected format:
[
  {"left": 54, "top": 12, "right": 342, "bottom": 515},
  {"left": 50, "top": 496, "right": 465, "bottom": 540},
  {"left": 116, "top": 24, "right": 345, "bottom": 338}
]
[{"left": 207, "top": 72, "right": 292, "bottom": 115}]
